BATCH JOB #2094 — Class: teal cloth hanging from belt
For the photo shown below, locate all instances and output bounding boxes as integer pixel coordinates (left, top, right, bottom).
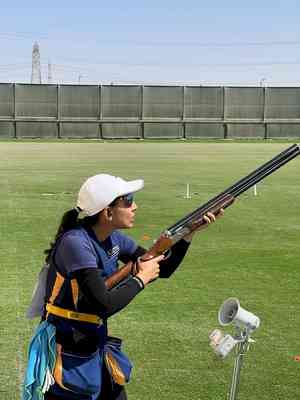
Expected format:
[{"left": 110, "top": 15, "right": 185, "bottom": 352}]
[{"left": 22, "top": 320, "right": 56, "bottom": 400}]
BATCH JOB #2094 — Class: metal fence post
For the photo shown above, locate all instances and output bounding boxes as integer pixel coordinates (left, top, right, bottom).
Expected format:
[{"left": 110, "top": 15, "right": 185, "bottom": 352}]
[
  {"left": 13, "top": 83, "right": 17, "bottom": 138},
  {"left": 141, "top": 85, "right": 145, "bottom": 139},
  {"left": 262, "top": 86, "right": 267, "bottom": 139},
  {"left": 57, "top": 84, "right": 60, "bottom": 139},
  {"left": 223, "top": 86, "right": 227, "bottom": 139},
  {"left": 99, "top": 85, "right": 102, "bottom": 139}
]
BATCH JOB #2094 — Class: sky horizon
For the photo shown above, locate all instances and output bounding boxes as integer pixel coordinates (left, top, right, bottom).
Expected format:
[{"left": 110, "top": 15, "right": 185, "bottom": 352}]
[{"left": 1, "top": 1, "right": 300, "bottom": 86}]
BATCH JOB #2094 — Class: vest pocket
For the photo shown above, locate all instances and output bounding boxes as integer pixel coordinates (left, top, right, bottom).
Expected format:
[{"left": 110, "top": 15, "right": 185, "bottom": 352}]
[
  {"left": 104, "top": 336, "right": 132, "bottom": 385},
  {"left": 54, "top": 344, "right": 102, "bottom": 395}
]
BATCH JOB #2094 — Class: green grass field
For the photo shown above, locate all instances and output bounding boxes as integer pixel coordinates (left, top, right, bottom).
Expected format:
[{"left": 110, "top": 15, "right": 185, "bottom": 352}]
[{"left": 1, "top": 141, "right": 300, "bottom": 400}]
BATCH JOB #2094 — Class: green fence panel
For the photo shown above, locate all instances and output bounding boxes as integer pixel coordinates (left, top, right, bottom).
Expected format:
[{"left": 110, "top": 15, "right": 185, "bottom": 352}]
[
  {"left": 185, "top": 123, "right": 224, "bottom": 138},
  {"left": 1, "top": 84, "right": 300, "bottom": 139},
  {"left": 0, "top": 121, "right": 15, "bottom": 138},
  {"left": 265, "top": 88, "right": 300, "bottom": 119},
  {"left": 101, "top": 123, "right": 141, "bottom": 138},
  {"left": 102, "top": 86, "right": 140, "bottom": 119},
  {"left": 59, "top": 122, "right": 99, "bottom": 138},
  {"left": 184, "top": 87, "right": 223, "bottom": 119},
  {"left": 227, "top": 123, "right": 265, "bottom": 138},
  {"left": 143, "top": 86, "right": 182, "bottom": 118},
  {"left": 15, "top": 84, "right": 57, "bottom": 118},
  {"left": 143, "top": 123, "right": 183, "bottom": 138},
  {"left": 60, "top": 85, "right": 99, "bottom": 119},
  {"left": 267, "top": 124, "right": 300, "bottom": 138},
  {"left": 16, "top": 122, "right": 58, "bottom": 138},
  {"left": 0, "top": 83, "right": 14, "bottom": 117},
  {"left": 225, "top": 87, "right": 264, "bottom": 119}
]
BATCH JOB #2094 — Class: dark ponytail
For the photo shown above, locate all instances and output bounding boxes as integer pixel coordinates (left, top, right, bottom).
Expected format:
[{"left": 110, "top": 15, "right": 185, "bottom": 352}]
[
  {"left": 44, "top": 208, "right": 101, "bottom": 262},
  {"left": 44, "top": 208, "right": 80, "bottom": 262}
]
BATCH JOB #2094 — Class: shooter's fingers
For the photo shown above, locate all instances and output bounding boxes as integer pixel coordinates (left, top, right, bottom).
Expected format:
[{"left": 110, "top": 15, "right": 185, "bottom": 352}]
[
  {"left": 204, "top": 212, "right": 216, "bottom": 223},
  {"left": 207, "top": 212, "right": 216, "bottom": 222},
  {"left": 203, "top": 215, "right": 210, "bottom": 224},
  {"left": 184, "top": 209, "right": 223, "bottom": 242}
]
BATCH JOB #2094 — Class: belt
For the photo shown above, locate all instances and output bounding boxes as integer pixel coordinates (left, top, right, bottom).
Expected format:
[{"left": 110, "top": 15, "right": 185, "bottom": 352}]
[{"left": 46, "top": 303, "right": 102, "bottom": 325}]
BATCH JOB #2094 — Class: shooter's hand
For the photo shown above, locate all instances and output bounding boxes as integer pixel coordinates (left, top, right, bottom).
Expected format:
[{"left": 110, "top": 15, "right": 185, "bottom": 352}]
[
  {"left": 135, "top": 255, "right": 164, "bottom": 286},
  {"left": 184, "top": 208, "right": 224, "bottom": 242}
]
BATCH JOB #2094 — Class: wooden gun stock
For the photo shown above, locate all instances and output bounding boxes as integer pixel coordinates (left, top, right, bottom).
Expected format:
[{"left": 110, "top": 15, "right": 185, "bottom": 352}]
[
  {"left": 105, "top": 235, "right": 174, "bottom": 290},
  {"left": 105, "top": 261, "right": 135, "bottom": 290}
]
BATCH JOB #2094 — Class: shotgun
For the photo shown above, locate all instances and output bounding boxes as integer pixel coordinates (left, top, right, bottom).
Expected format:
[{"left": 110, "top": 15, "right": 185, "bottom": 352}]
[{"left": 105, "top": 144, "right": 300, "bottom": 289}]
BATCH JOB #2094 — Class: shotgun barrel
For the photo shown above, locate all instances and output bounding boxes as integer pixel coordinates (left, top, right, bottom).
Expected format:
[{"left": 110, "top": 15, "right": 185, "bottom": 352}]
[{"left": 168, "top": 144, "right": 300, "bottom": 234}]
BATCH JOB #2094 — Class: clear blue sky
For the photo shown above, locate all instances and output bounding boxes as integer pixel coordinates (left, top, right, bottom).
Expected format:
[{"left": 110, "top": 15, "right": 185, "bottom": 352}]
[{"left": 1, "top": 0, "right": 300, "bottom": 85}]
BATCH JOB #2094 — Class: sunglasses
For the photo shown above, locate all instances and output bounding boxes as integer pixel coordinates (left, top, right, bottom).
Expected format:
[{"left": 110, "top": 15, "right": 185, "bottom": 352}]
[
  {"left": 120, "top": 193, "right": 134, "bottom": 207},
  {"left": 111, "top": 193, "right": 134, "bottom": 208}
]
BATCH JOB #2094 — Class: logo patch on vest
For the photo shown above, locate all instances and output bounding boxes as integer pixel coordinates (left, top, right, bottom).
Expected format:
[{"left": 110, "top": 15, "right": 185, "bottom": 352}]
[{"left": 108, "top": 245, "right": 120, "bottom": 258}]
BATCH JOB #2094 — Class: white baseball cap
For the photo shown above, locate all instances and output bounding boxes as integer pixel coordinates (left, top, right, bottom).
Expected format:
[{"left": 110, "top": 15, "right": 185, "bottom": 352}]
[{"left": 76, "top": 174, "right": 144, "bottom": 216}]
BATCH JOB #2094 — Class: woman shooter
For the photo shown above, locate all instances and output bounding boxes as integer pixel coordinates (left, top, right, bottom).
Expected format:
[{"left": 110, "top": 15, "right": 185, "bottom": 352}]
[{"left": 23, "top": 173, "right": 219, "bottom": 400}]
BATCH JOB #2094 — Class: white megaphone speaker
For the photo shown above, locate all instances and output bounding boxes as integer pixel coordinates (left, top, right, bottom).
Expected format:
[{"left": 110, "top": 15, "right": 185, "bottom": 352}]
[{"left": 218, "top": 298, "right": 260, "bottom": 332}]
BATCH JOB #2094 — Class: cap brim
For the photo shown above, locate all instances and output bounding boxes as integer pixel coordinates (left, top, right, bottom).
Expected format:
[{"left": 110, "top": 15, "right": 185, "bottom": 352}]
[{"left": 120, "top": 179, "right": 144, "bottom": 196}]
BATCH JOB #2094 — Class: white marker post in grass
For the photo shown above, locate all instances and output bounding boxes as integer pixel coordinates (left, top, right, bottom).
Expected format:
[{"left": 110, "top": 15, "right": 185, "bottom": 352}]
[
  {"left": 254, "top": 184, "right": 257, "bottom": 196},
  {"left": 184, "top": 183, "right": 192, "bottom": 199}
]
